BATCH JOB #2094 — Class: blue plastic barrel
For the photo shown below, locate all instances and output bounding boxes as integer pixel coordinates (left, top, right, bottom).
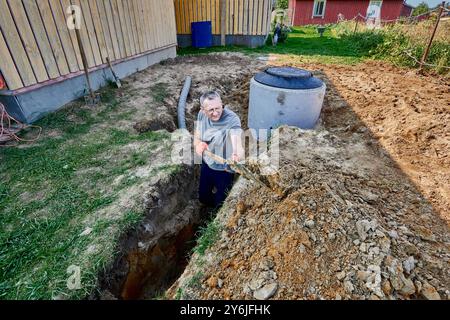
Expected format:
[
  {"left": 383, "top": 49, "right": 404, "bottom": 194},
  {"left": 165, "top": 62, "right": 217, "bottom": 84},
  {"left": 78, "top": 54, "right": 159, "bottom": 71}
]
[{"left": 191, "top": 21, "right": 212, "bottom": 48}]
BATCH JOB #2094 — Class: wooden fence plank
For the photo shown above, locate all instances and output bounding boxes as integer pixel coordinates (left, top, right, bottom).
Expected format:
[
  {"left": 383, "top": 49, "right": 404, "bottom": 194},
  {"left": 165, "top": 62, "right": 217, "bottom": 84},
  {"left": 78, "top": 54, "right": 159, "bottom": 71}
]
[
  {"left": 21, "top": 0, "right": 60, "bottom": 78},
  {"left": 131, "top": 0, "right": 143, "bottom": 53},
  {"left": 70, "top": 0, "right": 96, "bottom": 68},
  {"left": 78, "top": 0, "right": 102, "bottom": 65},
  {"left": 206, "top": 0, "right": 211, "bottom": 24},
  {"left": 60, "top": 0, "right": 83, "bottom": 70},
  {"left": 8, "top": 0, "right": 49, "bottom": 82},
  {"left": 0, "top": 0, "right": 36, "bottom": 86},
  {"left": 144, "top": 0, "right": 156, "bottom": 50},
  {"left": 110, "top": 0, "right": 126, "bottom": 58},
  {"left": 238, "top": 0, "right": 243, "bottom": 34},
  {"left": 135, "top": 0, "right": 147, "bottom": 52},
  {"left": 243, "top": 0, "right": 248, "bottom": 35},
  {"left": 174, "top": 0, "right": 180, "bottom": 34},
  {"left": 258, "top": 0, "right": 264, "bottom": 35},
  {"left": 103, "top": 0, "right": 122, "bottom": 59},
  {"left": 123, "top": 0, "right": 136, "bottom": 55},
  {"left": 225, "top": 0, "right": 231, "bottom": 34},
  {"left": 129, "top": 0, "right": 140, "bottom": 53},
  {"left": 150, "top": 0, "right": 160, "bottom": 48},
  {"left": 263, "top": 0, "right": 270, "bottom": 36},
  {"left": 140, "top": 0, "right": 151, "bottom": 50},
  {"left": 216, "top": 0, "right": 221, "bottom": 34},
  {"left": 0, "top": 28, "right": 23, "bottom": 89},
  {"left": 88, "top": 0, "right": 108, "bottom": 63},
  {"left": 248, "top": 0, "right": 258, "bottom": 35},
  {"left": 35, "top": 0, "right": 72, "bottom": 75},
  {"left": 210, "top": 0, "right": 215, "bottom": 33},
  {"left": 264, "top": 0, "right": 272, "bottom": 33},
  {"left": 115, "top": 0, "right": 131, "bottom": 57},
  {"left": 47, "top": 0, "right": 80, "bottom": 73},
  {"left": 169, "top": 0, "right": 177, "bottom": 44},
  {"left": 95, "top": 0, "right": 116, "bottom": 61}
]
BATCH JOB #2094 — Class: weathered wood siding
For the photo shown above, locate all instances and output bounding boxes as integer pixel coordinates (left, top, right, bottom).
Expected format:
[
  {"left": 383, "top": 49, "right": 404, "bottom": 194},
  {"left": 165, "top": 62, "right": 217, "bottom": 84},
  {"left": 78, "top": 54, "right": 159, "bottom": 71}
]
[
  {"left": 0, "top": 0, "right": 177, "bottom": 90},
  {"left": 174, "top": 0, "right": 272, "bottom": 36}
]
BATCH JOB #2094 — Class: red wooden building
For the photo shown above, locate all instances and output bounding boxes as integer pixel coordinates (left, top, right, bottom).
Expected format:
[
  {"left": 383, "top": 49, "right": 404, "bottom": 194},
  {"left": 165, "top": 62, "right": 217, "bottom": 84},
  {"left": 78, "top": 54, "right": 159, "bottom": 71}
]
[{"left": 288, "top": 0, "right": 414, "bottom": 25}]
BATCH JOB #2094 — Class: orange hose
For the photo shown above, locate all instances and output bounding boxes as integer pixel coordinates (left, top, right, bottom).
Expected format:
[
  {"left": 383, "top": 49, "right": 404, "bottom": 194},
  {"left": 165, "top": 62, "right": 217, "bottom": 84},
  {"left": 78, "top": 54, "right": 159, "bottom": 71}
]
[{"left": 0, "top": 102, "right": 42, "bottom": 147}]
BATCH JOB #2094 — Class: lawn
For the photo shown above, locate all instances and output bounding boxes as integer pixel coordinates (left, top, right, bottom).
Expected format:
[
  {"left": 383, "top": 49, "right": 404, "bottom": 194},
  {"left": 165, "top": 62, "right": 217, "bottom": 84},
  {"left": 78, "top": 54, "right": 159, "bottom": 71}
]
[
  {"left": 0, "top": 83, "right": 180, "bottom": 299},
  {"left": 179, "top": 25, "right": 367, "bottom": 65}
]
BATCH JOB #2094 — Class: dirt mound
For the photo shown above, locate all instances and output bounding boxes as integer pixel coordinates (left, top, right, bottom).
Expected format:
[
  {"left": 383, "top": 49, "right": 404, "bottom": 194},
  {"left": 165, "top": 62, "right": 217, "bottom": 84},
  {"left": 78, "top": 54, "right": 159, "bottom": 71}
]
[
  {"left": 168, "top": 126, "right": 449, "bottom": 300},
  {"left": 166, "top": 58, "right": 449, "bottom": 300}
]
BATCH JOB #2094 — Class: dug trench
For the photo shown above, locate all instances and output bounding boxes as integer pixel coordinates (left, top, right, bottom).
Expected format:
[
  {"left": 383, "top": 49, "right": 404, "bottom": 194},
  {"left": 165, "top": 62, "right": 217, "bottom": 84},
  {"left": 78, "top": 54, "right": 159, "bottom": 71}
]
[
  {"left": 92, "top": 55, "right": 259, "bottom": 300},
  {"left": 91, "top": 54, "right": 448, "bottom": 300}
]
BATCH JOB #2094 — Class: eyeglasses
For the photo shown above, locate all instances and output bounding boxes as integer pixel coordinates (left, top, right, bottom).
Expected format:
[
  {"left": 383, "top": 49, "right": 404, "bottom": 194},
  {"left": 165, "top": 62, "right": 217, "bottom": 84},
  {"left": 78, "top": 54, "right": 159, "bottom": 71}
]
[{"left": 203, "top": 107, "right": 222, "bottom": 115}]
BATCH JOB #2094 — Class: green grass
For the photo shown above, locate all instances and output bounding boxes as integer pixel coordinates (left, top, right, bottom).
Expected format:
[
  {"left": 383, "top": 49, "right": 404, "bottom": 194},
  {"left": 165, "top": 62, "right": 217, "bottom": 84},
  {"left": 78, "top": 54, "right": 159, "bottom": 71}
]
[
  {"left": 178, "top": 24, "right": 449, "bottom": 74},
  {"left": 192, "top": 219, "right": 222, "bottom": 257},
  {"left": 151, "top": 82, "right": 170, "bottom": 104},
  {"left": 178, "top": 25, "right": 366, "bottom": 65},
  {"left": 0, "top": 84, "right": 172, "bottom": 300},
  {"left": 186, "top": 271, "right": 204, "bottom": 289}
]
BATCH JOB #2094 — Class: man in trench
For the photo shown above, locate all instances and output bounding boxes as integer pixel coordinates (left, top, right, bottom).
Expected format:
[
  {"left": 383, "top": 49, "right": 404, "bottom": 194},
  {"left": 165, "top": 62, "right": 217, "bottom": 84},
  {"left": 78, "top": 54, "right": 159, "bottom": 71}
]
[{"left": 194, "top": 91, "right": 244, "bottom": 209}]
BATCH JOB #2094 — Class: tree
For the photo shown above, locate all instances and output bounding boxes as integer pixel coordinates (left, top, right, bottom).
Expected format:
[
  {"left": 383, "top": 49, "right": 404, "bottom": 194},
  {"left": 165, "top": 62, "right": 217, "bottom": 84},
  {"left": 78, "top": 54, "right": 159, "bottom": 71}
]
[
  {"left": 276, "top": 0, "right": 289, "bottom": 10},
  {"left": 412, "top": 2, "right": 430, "bottom": 16}
]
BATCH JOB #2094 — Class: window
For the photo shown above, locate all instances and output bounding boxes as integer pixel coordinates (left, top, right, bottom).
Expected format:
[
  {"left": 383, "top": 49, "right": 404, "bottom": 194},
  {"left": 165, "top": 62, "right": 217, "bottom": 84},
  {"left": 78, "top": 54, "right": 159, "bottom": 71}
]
[
  {"left": 313, "top": 0, "right": 326, "bottom": 18},
  {"left": 367, "top": 0, "right": 383, "bottom": 19}
]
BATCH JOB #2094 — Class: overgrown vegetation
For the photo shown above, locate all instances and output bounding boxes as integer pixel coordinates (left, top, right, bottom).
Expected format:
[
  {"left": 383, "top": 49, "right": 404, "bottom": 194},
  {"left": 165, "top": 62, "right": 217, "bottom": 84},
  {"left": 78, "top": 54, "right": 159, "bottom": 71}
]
[{"left": 335, "top": 19, "right": 450, "bottom": 74}]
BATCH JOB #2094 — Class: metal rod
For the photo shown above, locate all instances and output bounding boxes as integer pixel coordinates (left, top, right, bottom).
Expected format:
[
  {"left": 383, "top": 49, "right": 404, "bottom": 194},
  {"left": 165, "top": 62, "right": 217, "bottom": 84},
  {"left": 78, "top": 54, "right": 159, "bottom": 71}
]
[{"left": 419, "top": 2, "right": 445, "bottom": 72}]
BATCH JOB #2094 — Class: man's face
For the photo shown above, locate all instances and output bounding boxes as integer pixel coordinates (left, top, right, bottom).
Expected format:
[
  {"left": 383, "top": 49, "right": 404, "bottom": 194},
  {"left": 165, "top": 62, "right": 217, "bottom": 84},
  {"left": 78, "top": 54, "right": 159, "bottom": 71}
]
[{"left": 203, "top": 98, "right": 223, "bottom": 122}]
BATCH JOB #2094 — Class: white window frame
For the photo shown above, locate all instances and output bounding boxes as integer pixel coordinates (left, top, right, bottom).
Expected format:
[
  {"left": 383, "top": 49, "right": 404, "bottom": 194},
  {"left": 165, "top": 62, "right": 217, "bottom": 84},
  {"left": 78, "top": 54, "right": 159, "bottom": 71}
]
[{"left": 312, "top": 0, "right": 327, "bottom": 18}]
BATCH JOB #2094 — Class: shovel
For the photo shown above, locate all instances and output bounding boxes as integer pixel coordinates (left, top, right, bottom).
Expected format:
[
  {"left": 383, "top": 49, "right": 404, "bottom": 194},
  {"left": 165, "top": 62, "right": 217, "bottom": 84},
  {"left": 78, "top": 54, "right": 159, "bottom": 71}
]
[
  {"left": 203, "top": 150, "right": 280, "bottom": 194},
  {"left": 106, "top": 57, "right": 122, "bottom": 88}
]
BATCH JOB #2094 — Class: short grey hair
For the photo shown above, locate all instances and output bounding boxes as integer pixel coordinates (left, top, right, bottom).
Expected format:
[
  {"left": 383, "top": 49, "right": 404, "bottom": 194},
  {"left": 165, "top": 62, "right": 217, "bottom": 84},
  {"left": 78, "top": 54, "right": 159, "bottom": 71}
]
[{"left": 200, "top": 91, "right": 221, "bottom": 108}]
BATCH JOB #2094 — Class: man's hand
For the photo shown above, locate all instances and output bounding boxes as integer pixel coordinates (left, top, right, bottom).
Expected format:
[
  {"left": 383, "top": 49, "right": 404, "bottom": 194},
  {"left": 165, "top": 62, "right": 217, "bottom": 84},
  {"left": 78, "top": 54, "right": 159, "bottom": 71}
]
[
  {"left": 231, "top": 153, "right": 240, "bottom": 163},
  {"left": 195, "top": 141, "right": 209, "bottom": 156}
]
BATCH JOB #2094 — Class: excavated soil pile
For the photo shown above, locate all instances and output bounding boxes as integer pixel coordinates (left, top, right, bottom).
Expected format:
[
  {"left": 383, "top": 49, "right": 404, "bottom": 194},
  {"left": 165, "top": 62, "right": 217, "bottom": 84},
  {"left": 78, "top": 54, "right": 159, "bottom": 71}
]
[{"left": 167, "top": 58, "right": 449, "bottom": 300}]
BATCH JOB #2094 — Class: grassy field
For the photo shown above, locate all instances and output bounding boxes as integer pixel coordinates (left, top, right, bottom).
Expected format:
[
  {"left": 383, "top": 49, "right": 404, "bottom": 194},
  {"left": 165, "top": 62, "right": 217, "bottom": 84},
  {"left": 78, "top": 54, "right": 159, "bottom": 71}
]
[
  {"left": 0, "top": 84, "right": 179, "bottom": 299},
  {"left": 179, "top": 23, "right": 449, "bottom": 74},
  {"left": 179, "top": 26, "right": 369, "bottom": 65}
]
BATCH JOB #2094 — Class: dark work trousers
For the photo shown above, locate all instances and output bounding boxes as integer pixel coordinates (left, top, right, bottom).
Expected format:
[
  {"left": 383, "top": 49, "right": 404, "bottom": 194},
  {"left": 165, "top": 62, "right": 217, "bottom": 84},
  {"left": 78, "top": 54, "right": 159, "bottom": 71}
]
[{"left": 199, "top": 162, "right": 235, "bottom": 208}]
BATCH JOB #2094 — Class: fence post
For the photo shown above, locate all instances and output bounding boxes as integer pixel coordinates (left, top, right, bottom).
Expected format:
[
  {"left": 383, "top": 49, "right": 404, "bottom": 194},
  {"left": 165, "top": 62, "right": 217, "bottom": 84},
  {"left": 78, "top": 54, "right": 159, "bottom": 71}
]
[
  {"left": 353, "top": 17, "right": 359, "bottom": 34},
  {"left": 220, "top": 0, "right": 226, "bottom": 46},
  {"left": 419, "top": 1, "right": 445, "bottom": 72}
]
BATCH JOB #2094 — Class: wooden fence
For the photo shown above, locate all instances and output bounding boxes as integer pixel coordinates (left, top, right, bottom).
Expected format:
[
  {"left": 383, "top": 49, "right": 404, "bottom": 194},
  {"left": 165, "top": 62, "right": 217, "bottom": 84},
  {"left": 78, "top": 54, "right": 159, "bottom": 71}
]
[
  {"left": 174, "top": 0, "right": 273, "bottom": 36},
  {"left": 0, "top": 0, "right": 177, "bottom": 91}
]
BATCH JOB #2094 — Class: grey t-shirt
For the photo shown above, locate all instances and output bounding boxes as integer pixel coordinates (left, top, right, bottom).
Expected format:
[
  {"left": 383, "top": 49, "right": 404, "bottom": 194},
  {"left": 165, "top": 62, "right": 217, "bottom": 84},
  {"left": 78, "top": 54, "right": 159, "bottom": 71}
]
[{"left": 196, "top": 106, "right": 242, "bottom": 171}]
